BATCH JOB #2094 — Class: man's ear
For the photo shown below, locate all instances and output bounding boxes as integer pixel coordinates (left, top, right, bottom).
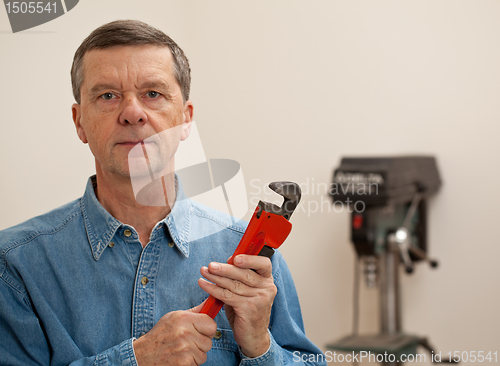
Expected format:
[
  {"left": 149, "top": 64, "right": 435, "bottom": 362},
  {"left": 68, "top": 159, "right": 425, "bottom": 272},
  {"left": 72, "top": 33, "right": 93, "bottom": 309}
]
[
  {"left": 180, "top": 101, "right": 194, "bottom": 142},
  {"left": 72, "top": 103, "right": 88, "bottom": 144}
]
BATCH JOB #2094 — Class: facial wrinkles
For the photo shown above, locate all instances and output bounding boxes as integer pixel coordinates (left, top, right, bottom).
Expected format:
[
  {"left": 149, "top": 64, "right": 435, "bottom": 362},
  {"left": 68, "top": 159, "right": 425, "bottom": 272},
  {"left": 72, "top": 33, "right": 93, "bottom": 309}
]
[
  {"left": 79, "top": 47, "right": 187, "bottom": 175},
  {"left": 84, "top": 48, "right": 181, "bottom": 108},
  {"left": 122, "top": 48, "right": 173, "bottom": 92}
]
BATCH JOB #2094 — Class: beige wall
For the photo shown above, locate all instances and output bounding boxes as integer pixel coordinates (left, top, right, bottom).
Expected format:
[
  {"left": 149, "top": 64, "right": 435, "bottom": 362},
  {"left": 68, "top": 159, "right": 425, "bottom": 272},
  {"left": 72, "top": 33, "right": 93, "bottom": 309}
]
[{"left": 1, "top": 1, "right": 499, "bottom": 364}]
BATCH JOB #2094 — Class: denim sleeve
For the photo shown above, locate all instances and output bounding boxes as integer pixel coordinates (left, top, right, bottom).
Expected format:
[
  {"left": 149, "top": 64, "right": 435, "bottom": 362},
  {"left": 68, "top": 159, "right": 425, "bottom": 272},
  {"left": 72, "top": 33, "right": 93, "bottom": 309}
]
[
  {"left": 238, "top": 251, "right": 327, "bottom": 366},
  {"left": 68, "top": 339, "right": 138, "bottom": 366},
  {"left": 0, "top": 277, "right": 138, "bottom": 366}
]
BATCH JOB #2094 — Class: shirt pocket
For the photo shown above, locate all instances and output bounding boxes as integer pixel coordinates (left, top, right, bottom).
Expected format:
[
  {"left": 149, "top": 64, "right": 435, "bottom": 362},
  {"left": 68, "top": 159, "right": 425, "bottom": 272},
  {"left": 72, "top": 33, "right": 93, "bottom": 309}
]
[
  {"left": 206, "top": 326, "right": 240, "bottom": 366},
  {"left": 211, "top": 327, "right": 239, "bottom": 353},
  {"left": 212, "top": 311, "right": 239, "bottom": 353}
]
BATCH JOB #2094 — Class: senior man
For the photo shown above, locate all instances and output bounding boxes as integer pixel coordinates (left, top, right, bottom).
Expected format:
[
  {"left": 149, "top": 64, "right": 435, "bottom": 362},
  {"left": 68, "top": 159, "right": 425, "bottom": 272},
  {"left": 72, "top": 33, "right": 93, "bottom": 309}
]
[{"left": 0, "top": 20, "right": 325, "bottom": 366}]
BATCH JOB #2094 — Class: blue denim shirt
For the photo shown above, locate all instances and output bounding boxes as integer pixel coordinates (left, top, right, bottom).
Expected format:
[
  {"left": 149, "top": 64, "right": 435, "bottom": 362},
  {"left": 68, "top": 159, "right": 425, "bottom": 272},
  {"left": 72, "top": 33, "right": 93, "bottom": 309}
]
[{"left": 0, "top": 176, "right": 326, "bottom": 366}]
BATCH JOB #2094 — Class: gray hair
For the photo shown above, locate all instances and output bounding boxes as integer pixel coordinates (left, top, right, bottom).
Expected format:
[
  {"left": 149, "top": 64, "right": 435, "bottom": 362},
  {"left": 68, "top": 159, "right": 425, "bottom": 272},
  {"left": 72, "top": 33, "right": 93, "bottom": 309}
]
[{"left": 71, "top": 20, "right": 191, "bottom": 104}]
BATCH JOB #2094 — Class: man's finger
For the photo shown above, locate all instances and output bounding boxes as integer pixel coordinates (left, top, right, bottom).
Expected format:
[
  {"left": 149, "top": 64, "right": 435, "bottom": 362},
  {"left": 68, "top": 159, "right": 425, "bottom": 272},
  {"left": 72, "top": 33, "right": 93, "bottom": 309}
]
[
  {"left": 189, "top": 299, "right": 208, "bottom": 314},
  {"left": 198, "top": 277, "right": 244, "bottom": 306},
  {"left": 190, "top": 312, "right": 218, "bottom": 338},
  {"left": 232, "top": 254, "right": 273, "bottom": 277},
  {"left": 201, "top": 266, "right": 253, "bottom": 296},
  {"left": 193, "top": 332, "right": 213, "bottom": 354},
  {"left": 205, "top": 261, "right": 263, "bottom": 288}
]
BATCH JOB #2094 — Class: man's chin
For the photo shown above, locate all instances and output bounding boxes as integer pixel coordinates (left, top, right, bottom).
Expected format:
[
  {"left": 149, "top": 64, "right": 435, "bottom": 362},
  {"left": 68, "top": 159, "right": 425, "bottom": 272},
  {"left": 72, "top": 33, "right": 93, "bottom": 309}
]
[{"left": 127, "top": 156, "right": 171, "bottom": 176}]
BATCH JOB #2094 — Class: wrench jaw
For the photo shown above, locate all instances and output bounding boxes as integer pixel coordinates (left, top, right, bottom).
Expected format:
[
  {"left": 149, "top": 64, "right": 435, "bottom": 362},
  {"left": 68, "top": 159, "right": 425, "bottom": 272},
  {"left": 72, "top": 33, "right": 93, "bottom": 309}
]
[
  {"left": 256, "top": 201, "right": 281, "bottom": 219},
  {"left": 258, "top": 181, "right": 302, "bottom": 220}
]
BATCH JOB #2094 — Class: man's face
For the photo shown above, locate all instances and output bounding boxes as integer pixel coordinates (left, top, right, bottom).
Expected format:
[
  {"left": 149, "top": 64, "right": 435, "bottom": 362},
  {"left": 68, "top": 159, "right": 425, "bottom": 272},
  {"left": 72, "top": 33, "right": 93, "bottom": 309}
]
[{"left": 72, "top": 45, "right": 193, "bottom": 180}]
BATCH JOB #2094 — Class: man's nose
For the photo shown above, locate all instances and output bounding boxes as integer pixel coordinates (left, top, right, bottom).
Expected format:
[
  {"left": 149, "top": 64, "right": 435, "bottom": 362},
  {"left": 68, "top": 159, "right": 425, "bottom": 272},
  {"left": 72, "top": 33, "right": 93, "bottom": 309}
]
[{"left": 119, "top": 97, "right": 148, "bottom": 125}]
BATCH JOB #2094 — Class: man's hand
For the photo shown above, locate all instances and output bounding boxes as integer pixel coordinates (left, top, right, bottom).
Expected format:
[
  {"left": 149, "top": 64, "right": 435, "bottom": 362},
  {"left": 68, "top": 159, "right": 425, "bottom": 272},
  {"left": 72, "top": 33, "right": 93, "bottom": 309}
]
[
  {"left": 198, "top": 254, "right": 277, "bottom": 358},
  {"left": 133, "top": 303, "right": 217, "bottom": 366}
]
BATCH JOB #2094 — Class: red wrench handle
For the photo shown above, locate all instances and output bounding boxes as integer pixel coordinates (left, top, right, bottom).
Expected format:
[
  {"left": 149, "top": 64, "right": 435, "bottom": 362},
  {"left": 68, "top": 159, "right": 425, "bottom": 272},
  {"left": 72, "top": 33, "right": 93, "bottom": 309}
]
[{"left": 200, "top": 207, "right": 292, "bottom": 318}]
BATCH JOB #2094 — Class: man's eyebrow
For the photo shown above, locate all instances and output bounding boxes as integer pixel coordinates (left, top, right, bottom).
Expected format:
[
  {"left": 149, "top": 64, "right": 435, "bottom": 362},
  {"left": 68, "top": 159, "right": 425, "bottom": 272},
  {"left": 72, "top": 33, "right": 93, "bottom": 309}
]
[
  {"left": 88, "top": 83, "right": 119, "bottom": 97},
  {"left": 87, "top": 80, "right": 172, "bottom": 97},
  {"left": 139, "top": 80, "right": 172, "bottom": 92}
]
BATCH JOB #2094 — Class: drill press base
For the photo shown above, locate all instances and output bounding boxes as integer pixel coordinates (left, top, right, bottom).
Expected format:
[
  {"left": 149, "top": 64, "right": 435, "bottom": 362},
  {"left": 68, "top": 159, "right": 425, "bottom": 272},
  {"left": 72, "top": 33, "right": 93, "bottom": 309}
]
[{"left": 326, "top": 333, "right": 420, "bottom": 359}]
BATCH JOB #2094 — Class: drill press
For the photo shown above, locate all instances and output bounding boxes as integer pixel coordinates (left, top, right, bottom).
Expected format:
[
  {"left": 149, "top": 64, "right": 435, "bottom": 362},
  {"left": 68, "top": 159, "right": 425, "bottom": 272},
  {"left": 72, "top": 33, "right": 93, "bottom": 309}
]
[{"left": 326, "top": 156, "right": 456, "bottom": 365}]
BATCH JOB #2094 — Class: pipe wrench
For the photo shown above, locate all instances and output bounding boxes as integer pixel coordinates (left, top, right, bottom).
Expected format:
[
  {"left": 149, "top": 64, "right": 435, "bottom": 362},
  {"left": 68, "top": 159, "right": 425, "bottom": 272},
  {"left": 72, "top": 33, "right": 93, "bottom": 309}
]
[{"left": 200, "top": 181, "right": 302, "bottom": 319}]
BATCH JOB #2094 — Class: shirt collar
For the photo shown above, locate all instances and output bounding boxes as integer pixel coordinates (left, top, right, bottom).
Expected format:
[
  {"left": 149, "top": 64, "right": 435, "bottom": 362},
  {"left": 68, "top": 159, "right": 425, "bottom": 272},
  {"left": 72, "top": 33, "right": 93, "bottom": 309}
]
[
  {"left": 160, "top": 176, "right": 191, "bottom": 258},
  {"left": 80, "top": 175, "right": 192, "bottom": 261}
]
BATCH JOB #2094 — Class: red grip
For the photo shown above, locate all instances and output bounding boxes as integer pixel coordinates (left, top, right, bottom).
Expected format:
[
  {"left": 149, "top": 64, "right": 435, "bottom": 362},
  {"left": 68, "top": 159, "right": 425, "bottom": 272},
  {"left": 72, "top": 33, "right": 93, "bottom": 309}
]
[
  {"left": 200, "top": 207, "right": 292, "bottom": 318},
  {"left": 200, "top": 296, "right": 225, "bottom": 319}
]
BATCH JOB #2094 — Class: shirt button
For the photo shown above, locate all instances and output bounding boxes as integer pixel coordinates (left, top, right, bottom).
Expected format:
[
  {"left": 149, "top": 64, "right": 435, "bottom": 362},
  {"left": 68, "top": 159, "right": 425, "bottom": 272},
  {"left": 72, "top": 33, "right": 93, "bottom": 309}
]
[
  {"left": 141, "top": 277, "right": 149, "bottom": 285},
  {"left": 108, "top": 242, "right": 115, "bottom": 248},
  {"left": 214, "top": 330, "right": 222, "bottom": 339},
  {"left": 168, "top": 241, "right": 174, "bottom": 248},
  {"left": 124, "top": 229, "right": 132, "bottom": 237}
]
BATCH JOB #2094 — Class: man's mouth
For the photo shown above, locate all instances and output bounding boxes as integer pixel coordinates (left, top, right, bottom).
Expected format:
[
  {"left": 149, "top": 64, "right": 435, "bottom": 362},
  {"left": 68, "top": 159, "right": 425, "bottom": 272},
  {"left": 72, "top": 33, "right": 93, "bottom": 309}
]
[{"left": 117, "top": 140, "right": 152, "bottom": 147}]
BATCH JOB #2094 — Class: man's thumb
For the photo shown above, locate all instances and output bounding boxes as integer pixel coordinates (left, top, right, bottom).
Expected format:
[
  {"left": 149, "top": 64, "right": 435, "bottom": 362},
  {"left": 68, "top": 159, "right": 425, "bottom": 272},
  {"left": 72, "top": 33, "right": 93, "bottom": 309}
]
[{"left": 189, "top": 299, "right": 208, "bottom": 313}]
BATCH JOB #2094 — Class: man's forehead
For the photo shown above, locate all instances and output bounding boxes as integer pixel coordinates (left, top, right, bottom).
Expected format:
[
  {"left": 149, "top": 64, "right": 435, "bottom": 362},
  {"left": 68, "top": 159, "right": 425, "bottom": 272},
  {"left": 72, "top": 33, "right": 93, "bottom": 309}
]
[{"left": 81, "top": 45, "right": 175, "bottom": 85}]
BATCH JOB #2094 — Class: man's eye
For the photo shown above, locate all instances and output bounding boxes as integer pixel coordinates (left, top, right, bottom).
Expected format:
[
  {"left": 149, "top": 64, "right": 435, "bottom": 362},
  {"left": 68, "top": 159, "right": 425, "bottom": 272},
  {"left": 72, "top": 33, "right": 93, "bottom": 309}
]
[
  {"left": 147, "top": 91, "right": 160, "bottom": 98},
  {"left": 101, "top": 93, "right": 115, "bottom": 100}
]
